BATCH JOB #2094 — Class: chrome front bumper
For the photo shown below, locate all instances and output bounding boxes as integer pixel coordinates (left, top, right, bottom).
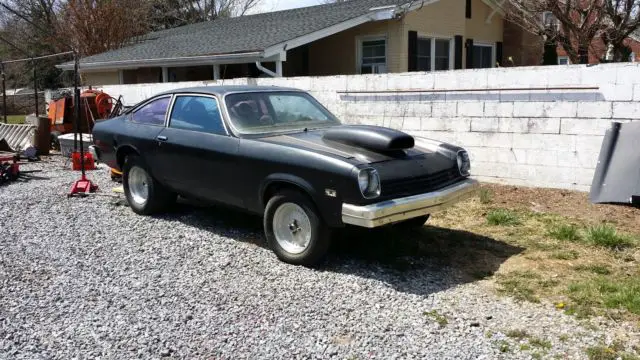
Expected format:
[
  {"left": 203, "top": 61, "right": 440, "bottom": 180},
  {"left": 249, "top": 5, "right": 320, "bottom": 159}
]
[{"left": 342, "top": 178, "right": 480, "bottom": 228}]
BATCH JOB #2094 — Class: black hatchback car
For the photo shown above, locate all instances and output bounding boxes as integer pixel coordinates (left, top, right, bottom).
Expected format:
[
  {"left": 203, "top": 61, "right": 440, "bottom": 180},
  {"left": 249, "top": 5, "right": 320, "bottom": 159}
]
[{"left": 91, "top": 86, "right": 478, "bottom": 265}]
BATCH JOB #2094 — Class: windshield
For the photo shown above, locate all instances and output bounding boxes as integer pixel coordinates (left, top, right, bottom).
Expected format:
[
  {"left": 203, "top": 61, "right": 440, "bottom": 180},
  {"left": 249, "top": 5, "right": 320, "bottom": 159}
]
[{"left": 224, "top": 91, "right": 341, "bottom": 134}]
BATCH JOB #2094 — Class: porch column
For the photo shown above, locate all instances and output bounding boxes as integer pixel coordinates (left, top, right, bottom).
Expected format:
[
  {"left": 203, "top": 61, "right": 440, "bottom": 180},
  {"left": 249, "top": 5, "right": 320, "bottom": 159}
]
[
  {"left": 275, "top": 60, "right": 283, "bottom": 77},
  {"left": 162, "top": 67, "right": 169, "bottom": 82},
  {"left": 118, "top": 70, "right": 124, "bottom": 84},
  {"left": 213, "top": 64, "right": 221, "bottom": 80}
]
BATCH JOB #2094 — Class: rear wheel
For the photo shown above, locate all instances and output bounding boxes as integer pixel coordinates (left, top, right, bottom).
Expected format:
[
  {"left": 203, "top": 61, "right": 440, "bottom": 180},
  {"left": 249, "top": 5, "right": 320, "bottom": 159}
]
[
  {"left": 123, "top": 155, "right": 175, "bottom": 215},
  {"left": 264, "top": 190, "right": 331, "bottom": 266},
  {"left": 393, "top": 215, "right": 430, "bottom": 230}
]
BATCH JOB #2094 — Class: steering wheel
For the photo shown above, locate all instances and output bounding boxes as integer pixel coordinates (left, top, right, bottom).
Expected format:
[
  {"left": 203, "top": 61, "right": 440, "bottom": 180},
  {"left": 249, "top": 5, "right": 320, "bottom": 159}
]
[{"left": 259, "top": 114, "right": 274, "bottom": 125}]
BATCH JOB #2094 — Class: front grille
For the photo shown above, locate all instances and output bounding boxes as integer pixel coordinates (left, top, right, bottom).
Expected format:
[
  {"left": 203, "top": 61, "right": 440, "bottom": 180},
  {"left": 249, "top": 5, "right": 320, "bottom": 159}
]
[{"left": 382, "top": 167, "right": 462, "bottom": 198}]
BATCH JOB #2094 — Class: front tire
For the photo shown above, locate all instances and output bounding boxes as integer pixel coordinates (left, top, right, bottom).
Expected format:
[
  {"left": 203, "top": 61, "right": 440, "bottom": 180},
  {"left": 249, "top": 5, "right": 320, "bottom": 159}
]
[
  {"left": 264, "top": 190, "right": 331, "bottom": 266},
  {"left": 123, "top": 155, "right": 175, "bottom": 215}
]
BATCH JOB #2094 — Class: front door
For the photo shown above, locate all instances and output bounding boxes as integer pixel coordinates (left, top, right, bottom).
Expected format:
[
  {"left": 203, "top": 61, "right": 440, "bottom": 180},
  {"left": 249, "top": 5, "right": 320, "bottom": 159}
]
[{"left": 155, "top": 94, "right": 241, "bottom": 206}]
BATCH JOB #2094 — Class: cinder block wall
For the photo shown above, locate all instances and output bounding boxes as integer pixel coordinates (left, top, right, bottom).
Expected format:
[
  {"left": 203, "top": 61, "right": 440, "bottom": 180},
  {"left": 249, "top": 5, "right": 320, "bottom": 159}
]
[{"left": 78, "top": 63, "right": 640, "bottom": 191}]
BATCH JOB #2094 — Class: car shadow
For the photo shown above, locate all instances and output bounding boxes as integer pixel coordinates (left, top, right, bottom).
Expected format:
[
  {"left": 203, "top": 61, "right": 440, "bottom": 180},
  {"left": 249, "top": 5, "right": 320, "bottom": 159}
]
[{"left": 161, "top": 200, "right": 524, "bottom": 297}]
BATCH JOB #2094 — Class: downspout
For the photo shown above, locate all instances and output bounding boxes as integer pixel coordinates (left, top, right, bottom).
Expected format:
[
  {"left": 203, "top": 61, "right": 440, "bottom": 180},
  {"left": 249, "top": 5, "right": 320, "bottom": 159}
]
[{"left": 255, "top": 61, "right": 279, "bottom": 77}]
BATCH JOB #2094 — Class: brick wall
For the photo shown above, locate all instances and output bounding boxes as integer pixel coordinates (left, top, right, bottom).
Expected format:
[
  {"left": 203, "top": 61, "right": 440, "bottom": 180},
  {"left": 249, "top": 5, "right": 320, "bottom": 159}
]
[{"left": 66, "top": 62, "right": 640, "bottom": 192}]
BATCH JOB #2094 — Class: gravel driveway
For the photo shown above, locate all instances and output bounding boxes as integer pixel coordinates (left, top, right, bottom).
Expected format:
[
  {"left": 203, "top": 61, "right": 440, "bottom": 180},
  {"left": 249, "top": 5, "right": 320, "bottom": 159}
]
[{"left": 0, "top": 156, "right": 629, "bottom": 359}]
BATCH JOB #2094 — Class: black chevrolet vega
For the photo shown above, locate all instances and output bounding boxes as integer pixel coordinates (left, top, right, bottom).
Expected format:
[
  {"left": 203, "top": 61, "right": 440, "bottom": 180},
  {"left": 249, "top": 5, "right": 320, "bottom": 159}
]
[{"left": 92, "top": 86, "right": 478, "bottom": 265}]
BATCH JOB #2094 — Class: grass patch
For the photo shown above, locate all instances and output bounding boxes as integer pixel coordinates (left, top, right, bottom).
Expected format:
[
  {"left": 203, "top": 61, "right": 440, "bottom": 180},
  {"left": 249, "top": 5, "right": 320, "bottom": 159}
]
[
  {"left": 4, "top": 115, "right": 25, "bottom": 124},
  {"left": 497, "top": 340, "right": 510, "bottom": 353},
  {"left": 568, "top": 277, "right": 640, "bottom": 316},
  {"left": 496, "top": 271, "right": 541, "bottom": 303},
  {"left": 548, "top": 224, "right": 581, "bottom": 242},
  {"left": 550, "top": 250, "right": 579, "bottom": 260},
  {"left": 558, "top": 334, "right": 569, "bottom": 342},
  {"left": 529, "top": 337, "right": 552, "bottom": 350},
  {"left": 479, "top": 188, "right": 493, "bottom": 204},
  {"left": 487, "top": 209, "right": 521, "bottom": 226},
  {"left": 506, "top": 329, "right": 529, "bottom": 339},
  {"left": 586, "top": 346, "right": 640, "bottom": 360},
  {"left": 574, "top": 264, "right": 612, "bottom": 275},
  {"left": 423, "top": 310, "right": 448, "bottom": 328},
  {"left": 585, "top": 225, "right": 636, "bottom": 250},
  {"left": 519, "top": 344, "right": 531, "bottom": 351}
]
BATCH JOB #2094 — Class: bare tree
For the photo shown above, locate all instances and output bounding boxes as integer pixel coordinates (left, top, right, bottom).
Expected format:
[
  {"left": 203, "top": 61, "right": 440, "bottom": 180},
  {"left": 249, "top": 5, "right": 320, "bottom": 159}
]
[
  {"left": 601, "top": 0, "right": 640, "bottom": 61},
  {"left": 498, "top": 0, "right": 606, "bottom": 64},
  {"left": 150, "top": 0, "right": 262, "bottom": 29},
  {"left": 57, "top": 0, "right": 150, "bottom": 57}
]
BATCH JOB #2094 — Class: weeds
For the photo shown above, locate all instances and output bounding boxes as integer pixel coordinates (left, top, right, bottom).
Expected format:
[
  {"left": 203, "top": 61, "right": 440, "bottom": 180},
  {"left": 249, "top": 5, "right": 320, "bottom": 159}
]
[
  {"left": 548, "top": 224, "right": 581, "bottom": 242},
  {"left": 574, "top": 264, "right": 612, "bottom": 275},
  {"left": 585, "top": 225, "right": 636, "bottom": 250},
  {"left": 506, "top": 329, "right": 529, "bottom": 339},
  {"left": 568, "top": 277, "right": 640, "bottom": 315},
  {"left": 586, "top": 346, "right": 640, "bottom": 360},
  {"left": 423, "top": 310, "right": 448, "bottom": 328},
  {"left": 479, "top": 188, "right": 493, "bottom": 204},
  {"left": 529, "top": 337, "right": 552, "bottom": 349},
  {"left": 487, "top": 209, "right": 521, "bottom": 226}
]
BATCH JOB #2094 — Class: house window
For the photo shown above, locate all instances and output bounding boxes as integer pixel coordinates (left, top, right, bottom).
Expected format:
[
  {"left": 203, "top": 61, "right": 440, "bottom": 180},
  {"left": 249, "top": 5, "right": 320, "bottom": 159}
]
[
  {"left": 472, "top": 44, "right": 494, "bottom": 68},
  {"left": 558, "top": 56, "right": 570, "bottom": 65},
  {"left": 416, "top": 37, "right": 452, "bottom": 71},
  {"left": 360, "top": 38, "right": 387, "bottom": 74}
]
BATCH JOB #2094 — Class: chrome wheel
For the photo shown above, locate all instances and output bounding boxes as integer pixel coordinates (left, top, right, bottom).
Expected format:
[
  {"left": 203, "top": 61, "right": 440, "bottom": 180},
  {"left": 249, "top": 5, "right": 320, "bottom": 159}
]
[
  {"left": 272, "top": 203, "right": 312, "bottom": 254},
  {"left": 128, "top": 166, "right": 149, "bottom": 206}
]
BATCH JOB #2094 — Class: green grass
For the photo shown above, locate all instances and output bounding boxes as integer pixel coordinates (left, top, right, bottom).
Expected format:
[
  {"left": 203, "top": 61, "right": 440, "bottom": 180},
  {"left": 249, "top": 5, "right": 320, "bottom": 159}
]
[
  {"left": 568, "top": 277, "right": 640, "bottom": 316},
  {"left": 487, "top": 209, "right": 521, "bottom": 226},
  {"left": 479, "top": 188, "right": 493, "bottom": 204},
  {"left": 423, "top": 310, "right": 448, "bottom": 327},
  {"left": 506, "top": 329, "right": 529, "bottom": 339},
  {"left": 529, "top": 337, "right": 552, "bottom": 350},
  {"left": 585, "top": 225, "right": 636, "bottom": 250},
  {"left": 4, "top": 115, "right": 25, "bottom": 124},
  {"left": 550, "top": 250, "right": 579, "bottom": 260},
  {"left": 548, "top": 224, "right": 581, "bottom": 242},
  {"left": 574, "top": 264, "right": 612, "bottom": 275},
  {"left": 586, "top": 346, "right": 640, "bottom": 360}
]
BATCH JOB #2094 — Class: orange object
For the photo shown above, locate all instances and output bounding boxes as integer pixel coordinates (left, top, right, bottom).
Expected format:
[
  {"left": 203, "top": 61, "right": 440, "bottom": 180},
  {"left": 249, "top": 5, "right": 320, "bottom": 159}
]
[
  {"left": 47, "top": 89, "right": 114, "bottom": 135},
  {"left": 71, "top": 151, "right": 96, "bottom": 171}
]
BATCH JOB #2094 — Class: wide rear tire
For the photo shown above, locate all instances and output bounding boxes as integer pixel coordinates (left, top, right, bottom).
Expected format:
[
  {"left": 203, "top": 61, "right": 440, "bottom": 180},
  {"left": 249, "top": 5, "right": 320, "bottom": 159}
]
[
  {"left": 264, "top": 190, "right": 331, "bottom": 266},
  {"left": 123, "top": 155, "right": 175, "bottom": 215}
]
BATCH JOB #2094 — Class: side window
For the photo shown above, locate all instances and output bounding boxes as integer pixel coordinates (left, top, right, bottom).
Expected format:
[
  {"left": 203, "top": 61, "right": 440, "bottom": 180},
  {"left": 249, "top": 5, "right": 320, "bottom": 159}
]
[
  {"left": 131, "top": 97, "right": 171, "bottom": 126},
  {"left": 169, "top": 96, "right": 225, "bottom": 135},
  {"left": 269, "top": 94, "right": 329, "bottom": 123}
]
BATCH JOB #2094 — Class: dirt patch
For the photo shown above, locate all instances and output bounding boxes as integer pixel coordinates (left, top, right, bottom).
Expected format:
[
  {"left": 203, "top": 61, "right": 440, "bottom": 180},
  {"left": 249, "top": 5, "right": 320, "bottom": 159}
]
[{"left": 483, "top": 184, "right": 640, "bottom": 236}]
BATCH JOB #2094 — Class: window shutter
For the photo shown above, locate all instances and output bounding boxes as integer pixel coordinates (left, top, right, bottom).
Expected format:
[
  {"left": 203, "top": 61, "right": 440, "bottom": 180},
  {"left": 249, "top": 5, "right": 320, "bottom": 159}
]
[
  {"left": 465, "top": 38, "right": 474, "bottom": 69},
  {"left": 465, "top": 0, "right": 472, "bottom": 19},
  {"left": 496, "top": 41, "right": 503, "bottom": 67},
  {"left": 454, "top": 35, "right": 463, "bottom": 69},
  {"left": 408, "top": 31, "right": 418, "bottom": 72}
]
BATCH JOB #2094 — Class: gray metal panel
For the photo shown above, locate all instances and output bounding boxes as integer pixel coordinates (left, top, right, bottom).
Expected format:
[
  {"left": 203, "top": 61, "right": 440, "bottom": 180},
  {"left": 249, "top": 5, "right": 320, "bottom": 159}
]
[
  {"left": 590, "top": 121, "right": 640, "bottom": 205},
  {"left": 0, "top": 123, "right": 37, "bottom": 151}
]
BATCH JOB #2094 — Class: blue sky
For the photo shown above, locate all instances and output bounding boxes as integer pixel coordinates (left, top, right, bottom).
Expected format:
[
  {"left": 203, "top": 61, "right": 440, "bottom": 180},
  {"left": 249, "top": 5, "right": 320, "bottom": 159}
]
[{"left": 252, "top": 0, "right": 324, "bottom": 13}]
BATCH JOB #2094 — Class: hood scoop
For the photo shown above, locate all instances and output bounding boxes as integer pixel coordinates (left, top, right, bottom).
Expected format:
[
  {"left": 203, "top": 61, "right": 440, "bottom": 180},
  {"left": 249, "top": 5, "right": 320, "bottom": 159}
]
[{"left": 323, "top": 125, "right": 415, "bottom": 152}]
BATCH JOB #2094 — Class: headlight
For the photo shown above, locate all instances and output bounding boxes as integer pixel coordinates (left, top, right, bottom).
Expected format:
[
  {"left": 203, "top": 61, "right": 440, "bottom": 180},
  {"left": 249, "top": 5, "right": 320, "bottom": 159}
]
[
  {"left": 358, "top": 168, "right": 381, "bottom": 198},
  {"left": 457, "top": 150, "right": 471, "bottom": 177}
]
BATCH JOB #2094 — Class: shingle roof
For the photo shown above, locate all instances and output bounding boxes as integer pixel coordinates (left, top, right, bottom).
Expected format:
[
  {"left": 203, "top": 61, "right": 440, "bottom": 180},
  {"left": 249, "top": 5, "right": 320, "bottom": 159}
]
[
  {"left": 631, "top": 29, "right": 640, "bottom": 42},
  {"left": 74, "top": 0, "right": 404, "bottom": 66}
]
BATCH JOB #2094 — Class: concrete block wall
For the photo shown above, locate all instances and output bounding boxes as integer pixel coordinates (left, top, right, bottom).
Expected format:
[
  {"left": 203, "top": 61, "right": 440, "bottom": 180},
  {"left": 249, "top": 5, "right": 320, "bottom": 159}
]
[{"left": 75, "top": 62, "right": 640, "bottom": 191}]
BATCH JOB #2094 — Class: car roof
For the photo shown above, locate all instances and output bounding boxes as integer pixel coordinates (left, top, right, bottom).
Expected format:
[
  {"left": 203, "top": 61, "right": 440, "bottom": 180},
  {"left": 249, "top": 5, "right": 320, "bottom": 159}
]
[{"left": 156, "top": 85, "right": 304, "bottom": 97}]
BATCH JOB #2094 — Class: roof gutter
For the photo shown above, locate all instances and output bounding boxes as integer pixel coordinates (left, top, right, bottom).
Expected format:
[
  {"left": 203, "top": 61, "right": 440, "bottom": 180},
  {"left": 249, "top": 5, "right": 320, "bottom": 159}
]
[{"left": 56, "top": 51, "right": 263, "bottom": 71}]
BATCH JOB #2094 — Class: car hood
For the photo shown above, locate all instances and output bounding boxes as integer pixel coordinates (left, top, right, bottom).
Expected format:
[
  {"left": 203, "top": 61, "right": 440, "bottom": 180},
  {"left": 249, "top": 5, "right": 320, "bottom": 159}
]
[{"left": 257, "top": 127, "right": 459, "bottom": 164}]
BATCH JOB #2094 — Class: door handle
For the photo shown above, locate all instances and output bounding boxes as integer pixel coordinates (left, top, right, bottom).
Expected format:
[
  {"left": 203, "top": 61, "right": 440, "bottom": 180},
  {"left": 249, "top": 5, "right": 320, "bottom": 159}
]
[{"left": 157, "top": 135, "right": 168, "bottom": 142}]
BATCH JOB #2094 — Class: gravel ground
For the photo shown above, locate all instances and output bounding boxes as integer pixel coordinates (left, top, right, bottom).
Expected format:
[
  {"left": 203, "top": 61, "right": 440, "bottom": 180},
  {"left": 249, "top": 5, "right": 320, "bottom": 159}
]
[{"left": 0, "top": 156, "right": 636, "bottom": 359}]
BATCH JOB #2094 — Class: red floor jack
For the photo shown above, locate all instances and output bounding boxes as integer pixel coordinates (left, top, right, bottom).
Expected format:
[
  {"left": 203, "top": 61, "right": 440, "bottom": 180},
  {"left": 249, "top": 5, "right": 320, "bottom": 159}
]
[{"left": 69, "top": 55, "right": 98, "bottom": 197}]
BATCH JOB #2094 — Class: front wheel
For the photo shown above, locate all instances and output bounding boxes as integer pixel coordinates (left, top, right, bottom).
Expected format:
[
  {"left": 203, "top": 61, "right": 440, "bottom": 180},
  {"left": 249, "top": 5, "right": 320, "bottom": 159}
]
[{"left": 264, "top": 190, "right": 331, "bottom": 266}]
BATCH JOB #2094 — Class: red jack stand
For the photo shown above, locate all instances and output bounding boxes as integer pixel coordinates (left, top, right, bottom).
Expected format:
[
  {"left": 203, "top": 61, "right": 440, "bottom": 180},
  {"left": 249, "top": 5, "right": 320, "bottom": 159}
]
[{"left": 69, "top": 173, "right": 98, "bottom": 197}]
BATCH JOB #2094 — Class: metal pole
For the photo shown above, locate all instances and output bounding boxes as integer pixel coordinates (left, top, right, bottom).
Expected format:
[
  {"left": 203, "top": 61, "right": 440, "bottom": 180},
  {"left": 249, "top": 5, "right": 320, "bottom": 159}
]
[
  {"left": 74, "top": 53, "right": 86, "bottom": 178},
  {"left": 73, "top": 54, "right": 79, "bottom": 153},
  {"left": 1, "top": 63, "right": 6, "bottom": 124},
  {"left": 33, "top": 60, "right": 38, "bottom": 117}
]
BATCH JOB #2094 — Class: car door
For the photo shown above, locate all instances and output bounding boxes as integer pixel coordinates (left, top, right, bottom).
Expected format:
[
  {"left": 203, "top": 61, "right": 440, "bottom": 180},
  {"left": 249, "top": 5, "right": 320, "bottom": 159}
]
[
  {"left": 155, "top": 94, "right": 242, "bottom": 206},
  {"left": 123, "top": 95, "right": 172, "bottom": 178}
]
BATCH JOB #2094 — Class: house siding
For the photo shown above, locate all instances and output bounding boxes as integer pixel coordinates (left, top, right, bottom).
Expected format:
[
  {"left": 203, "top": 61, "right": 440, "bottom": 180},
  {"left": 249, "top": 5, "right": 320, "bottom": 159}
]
[
  {"left": 464, "top": 0, "right": 503, "bottom": 48},
  {"left": 82, "top": 71, "right": 120, "bottom": 86},
  {"left": 308, "top": 19, "right": 404, "bottom": 75}
]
